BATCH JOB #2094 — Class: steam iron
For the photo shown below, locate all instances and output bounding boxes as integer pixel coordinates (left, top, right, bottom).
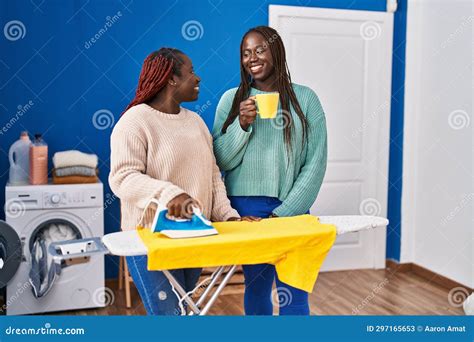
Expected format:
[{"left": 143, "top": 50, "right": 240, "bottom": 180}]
[{"left": 143, "top": 199, "right": 218, "bottom": 239}]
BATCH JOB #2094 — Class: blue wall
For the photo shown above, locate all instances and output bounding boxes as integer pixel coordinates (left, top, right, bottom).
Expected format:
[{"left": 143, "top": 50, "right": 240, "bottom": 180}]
[{"left": 0, "top": 0, "right": 402, "bottom": 278}]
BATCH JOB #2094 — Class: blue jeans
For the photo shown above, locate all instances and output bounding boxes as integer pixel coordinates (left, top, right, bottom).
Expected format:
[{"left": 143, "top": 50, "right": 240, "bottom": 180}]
[
  {"left": 126, "top": 255, "right": 201, "bottom": 315},
  {"left": 229, "top": 196, "right": 310, "bottom": 315}
]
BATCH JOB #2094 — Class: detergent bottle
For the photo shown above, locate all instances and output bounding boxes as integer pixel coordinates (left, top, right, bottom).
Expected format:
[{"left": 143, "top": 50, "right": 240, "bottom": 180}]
[
  {"left": 8, "top": 131, "right": 31, "bottom": 185},
  {"left": 29, "top": 133, "right": 48, "bottom": 185}
]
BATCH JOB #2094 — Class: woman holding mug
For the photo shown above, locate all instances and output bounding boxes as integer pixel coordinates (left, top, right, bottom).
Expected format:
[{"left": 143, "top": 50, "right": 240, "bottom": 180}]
[
  {"left": 213, "top": 26, "right": 328, "bottom": 315},
  {"left": 109, "top": 48, "right": 257, "bottom": 315}
]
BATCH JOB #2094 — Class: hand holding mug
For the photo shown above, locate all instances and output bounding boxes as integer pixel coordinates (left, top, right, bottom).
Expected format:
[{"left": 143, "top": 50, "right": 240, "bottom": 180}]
[{"left": 239, "top": 96, "right": 257, "bottom": 131}]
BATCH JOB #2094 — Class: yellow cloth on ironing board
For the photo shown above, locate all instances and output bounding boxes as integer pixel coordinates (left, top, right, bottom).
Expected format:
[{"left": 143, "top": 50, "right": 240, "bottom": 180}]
[{"left": 138, "top": 214, "right": 337, "bottom": 293}]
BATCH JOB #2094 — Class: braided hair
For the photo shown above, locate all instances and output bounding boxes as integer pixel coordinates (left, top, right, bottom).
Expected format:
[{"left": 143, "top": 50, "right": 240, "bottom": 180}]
[
  {"left": 123, "top": 47, "right": 184, "bottom": 114},
  {"left": 221, "top": 26, "right": 309, "bottom": 152}
]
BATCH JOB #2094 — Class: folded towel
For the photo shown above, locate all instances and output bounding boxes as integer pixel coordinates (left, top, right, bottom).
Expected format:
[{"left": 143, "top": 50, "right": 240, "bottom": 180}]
[
  {"left": 54, "top": 166, "right": 97, "bottom": 177},
  {"left": 53, "top": 150, "right": 98, "bottom": 169},
  {"left": 52, "top": 171, "right": 98, "bottom": 184}
]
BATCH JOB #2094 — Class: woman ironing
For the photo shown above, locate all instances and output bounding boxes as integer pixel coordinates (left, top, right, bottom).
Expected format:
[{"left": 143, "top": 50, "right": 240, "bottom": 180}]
[
  {"left": 109, "top": 48, "right": 257, "bottom": 315},
  {"left": 213, "top": 26, "right": 328, "bottom": 315}
]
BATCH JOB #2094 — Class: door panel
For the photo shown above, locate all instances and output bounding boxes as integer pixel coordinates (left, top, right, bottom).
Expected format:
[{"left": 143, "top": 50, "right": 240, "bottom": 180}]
[{"left": 270, "top": 5, "right": 393, "bottom": 270}]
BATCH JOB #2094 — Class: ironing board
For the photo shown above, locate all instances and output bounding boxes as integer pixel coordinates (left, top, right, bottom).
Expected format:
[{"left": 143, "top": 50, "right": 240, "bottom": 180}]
[
  {"left": 49, "top": 215, "right": 388, "bottom": 315},
  {"left": 102, "top": 215, "right": 388, "bottom": 256}
]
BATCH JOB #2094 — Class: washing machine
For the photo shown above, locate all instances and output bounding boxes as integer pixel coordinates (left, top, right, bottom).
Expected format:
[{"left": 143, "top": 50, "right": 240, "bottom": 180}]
[{"left": 3, "top": 182, "right": 105, "bottom": 315}]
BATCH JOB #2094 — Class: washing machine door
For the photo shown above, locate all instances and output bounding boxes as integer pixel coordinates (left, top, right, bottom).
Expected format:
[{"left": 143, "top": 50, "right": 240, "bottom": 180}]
[{"left": 0, "top": 220, "right": 22, "bottom": 288}]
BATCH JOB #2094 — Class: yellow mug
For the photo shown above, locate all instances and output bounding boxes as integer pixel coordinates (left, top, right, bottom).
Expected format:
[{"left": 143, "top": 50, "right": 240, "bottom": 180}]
[{"left": 255, "top": 93, "right": 279, "bottom": 119}]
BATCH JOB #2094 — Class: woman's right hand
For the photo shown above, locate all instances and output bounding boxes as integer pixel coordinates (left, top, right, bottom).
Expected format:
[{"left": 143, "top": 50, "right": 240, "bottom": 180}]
[
  {"left": 239, "top": 96, "right": 257, "bottom": 131},
  {"left": 167, "top": 193, "right": 201, "bottom": 219}
]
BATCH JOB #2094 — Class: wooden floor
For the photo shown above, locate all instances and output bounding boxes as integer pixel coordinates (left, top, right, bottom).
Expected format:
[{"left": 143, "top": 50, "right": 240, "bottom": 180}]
[{"left": 47, "top": 268, "right": 464, "bottom": 316}]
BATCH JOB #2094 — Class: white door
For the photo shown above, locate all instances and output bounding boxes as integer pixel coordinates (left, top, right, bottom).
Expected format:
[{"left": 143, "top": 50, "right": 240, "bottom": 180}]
[{"left": 270, "top": 5, "right": 393, "bottom": 270}]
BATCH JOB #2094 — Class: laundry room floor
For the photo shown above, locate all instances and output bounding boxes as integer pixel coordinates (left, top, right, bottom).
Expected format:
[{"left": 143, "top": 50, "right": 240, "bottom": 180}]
[{"left": 31, "top": 268, "right": 465, "bottom": 316}]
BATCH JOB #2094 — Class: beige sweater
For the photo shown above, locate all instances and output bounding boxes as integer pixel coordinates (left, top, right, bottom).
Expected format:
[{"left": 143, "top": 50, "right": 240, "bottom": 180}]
[{"left": 109, "top": 104, "right": 239, "bottom": 231}]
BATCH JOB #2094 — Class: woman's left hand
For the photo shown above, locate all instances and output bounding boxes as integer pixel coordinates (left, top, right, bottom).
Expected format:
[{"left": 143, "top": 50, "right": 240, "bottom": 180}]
[{"left": 227, "top": 216, "right": 261, "bottom": 222}]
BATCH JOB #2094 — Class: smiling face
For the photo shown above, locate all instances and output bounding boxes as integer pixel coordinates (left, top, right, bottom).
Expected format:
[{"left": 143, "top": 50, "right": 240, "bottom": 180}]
[
  {"left": 172, "top": 53, "right": 201, "bottom": 103},
  {"left": 241, "top": 31, "right": 275, "bottom": 84}
]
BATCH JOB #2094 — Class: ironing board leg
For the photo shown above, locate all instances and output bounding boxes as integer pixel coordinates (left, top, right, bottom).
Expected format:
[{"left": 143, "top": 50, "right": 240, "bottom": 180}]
[
  {"left": 195, "top": 266, "right": 226, "bottom": 307},
  {"left": 199, "top": 265, "right": 237, "bottom": 316},
  {"left": 162, "top": 270, "right": 201, "bottom": 315}
]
